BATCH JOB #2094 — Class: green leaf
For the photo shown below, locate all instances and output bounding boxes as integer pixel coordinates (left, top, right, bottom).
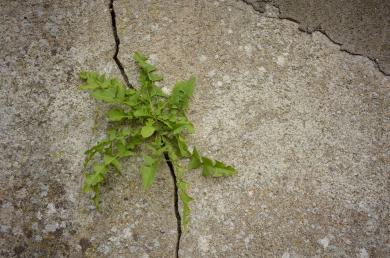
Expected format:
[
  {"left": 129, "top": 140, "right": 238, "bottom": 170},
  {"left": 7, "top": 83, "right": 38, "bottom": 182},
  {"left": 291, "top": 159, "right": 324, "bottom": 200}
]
[
  {"left": 79, "top": 83, "right": 100, "bottom": 90},
  {"left": 189, "top": 147, "right": 202, "bottom": 169},
  {"left": 103, "top": 154, "right": 116, "bottom": 165},
  {"left": 83, "top": 163, "right": 107, "bottom": 194},
  {"left": 79, "top": 52, "right": 237, "bottom": 225},
  {"left": 169, "top": 77, "right": 196, "bottom": 110},
  {"left": 124, "top": 92, "right": 140, "bottom": 107},
  {"left": 141, "top": 119, "right": 156, "bottom": 138},
  {"left": 134, "top": 52, "right": 156, "bottom": 73},
  {"left": 176, "top": 135, "right": 191, "bottom": 158},
  {"left": 84, "top": 172, "right": 104, "bottom": 189},
  {"left": 133, "top": 106, "right": 150, "bottom": 117},
  {"left": 212, "top": 160, "right": 236, "bottom": 177},
  {"left": 111, "top": 158, "right": 121, "bottom": 173},
  {"left": 83, "top": 140, "right": 110, "bottom": 168},
  {"left": 172, "top": 119, "right": 194, "bottom": 134},
  {"left": 141, "top": 125, "right": 155, "bottom": 138},
  {"left": 201, "top": 157, "right": 214, "bottom": 177},
  {"left": 201, "top": 157, "right": 236, "bottom": 177},
  {"left": 116, "top": 142, "right": 133, "bottom": 158},
  {"left": 177, "top": 180, "right": 193, "bottom": 229},
  {"left": 141, "top": 155, "right": 159, "bottom": 189},
  {"left": 127, "top": 134, "right": 143, "bottom": 150},
  {"left": 79, "top": 71, "right": 103, "bottom": 88},
  {"left": 93, "top": 163, "right": 107, "bottom": 175},
  {"left": 91, "top": 88, "right": 117, "bottom": 102},
  {"left": 148, "top": 73, "right": 163, "bottom": 82},
  {"left": 107, "top": 108, "right": 129, "bottom": 121}
]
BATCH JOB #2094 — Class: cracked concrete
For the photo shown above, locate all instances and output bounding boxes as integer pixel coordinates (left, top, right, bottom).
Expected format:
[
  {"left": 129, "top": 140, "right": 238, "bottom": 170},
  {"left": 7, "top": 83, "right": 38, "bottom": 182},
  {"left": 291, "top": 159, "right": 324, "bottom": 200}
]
[
  {"left": 243, "top": 0, "right": 390, "bottom": 75},
  {"left": 0, "top": 0, "right": 176, "bottom": 257},
  {"left": 1, "top": 0, "right": 389, "bottom": 257},
  {"left": 115, "top": 0, "right": 389, "bottom": 257}
]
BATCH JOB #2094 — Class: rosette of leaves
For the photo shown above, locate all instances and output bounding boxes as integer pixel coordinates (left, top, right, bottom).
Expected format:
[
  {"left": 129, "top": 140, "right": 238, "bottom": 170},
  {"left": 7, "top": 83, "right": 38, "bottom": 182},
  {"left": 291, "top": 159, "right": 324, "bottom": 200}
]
[{"left": 80, "top": 52, "right": 236, "bottom": 229}]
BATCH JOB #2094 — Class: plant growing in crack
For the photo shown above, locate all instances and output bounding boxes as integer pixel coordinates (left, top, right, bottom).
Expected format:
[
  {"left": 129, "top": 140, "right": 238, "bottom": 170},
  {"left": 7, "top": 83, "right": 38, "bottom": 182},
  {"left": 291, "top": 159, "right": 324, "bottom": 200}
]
[{"left": 80, "top": 52, "right": 236, "bottom": 229}]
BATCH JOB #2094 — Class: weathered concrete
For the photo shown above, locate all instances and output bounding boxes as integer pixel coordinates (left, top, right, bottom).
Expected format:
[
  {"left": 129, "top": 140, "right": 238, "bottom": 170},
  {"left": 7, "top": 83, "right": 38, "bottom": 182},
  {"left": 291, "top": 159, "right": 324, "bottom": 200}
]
[
  {"left": 243, "top": 0, "right": 390, "bottom": 75},
  {"left": 116, "top": 0, "right": 389, "bottom": 257},
  {"left": 0, "top": 0, "right": 176, "bottom": 257}
]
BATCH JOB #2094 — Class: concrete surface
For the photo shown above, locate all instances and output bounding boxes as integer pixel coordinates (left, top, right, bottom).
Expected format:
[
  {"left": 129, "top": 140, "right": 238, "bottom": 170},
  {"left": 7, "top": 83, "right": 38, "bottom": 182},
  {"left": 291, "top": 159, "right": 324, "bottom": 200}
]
[
  {"left": 0, "top": 0, "right": 176, "bottom": 257},
  {"left": 116, "top": 0, "right": 389, "bottom": 257},
  {"left": 243, "top": 0, "right": 390, "bottom": 75},
  {"left": 1, "top": 0, "right": 389, "bottom": 257}
]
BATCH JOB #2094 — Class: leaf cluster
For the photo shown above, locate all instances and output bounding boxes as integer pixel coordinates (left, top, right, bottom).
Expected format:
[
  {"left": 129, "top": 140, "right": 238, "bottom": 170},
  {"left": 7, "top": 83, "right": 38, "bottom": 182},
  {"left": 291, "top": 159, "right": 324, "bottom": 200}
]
[{"left": 80, "top": 52, "right": 236, "bottom": 229}]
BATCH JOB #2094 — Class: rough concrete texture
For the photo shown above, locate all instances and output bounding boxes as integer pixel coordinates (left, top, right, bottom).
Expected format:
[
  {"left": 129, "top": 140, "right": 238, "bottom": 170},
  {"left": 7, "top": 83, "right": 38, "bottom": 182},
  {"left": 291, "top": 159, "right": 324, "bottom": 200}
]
[
  {"left": 0, "top": 0, "right": 176, "bottom": 257},
  {"left": 243, "top": 0, "right": 390, "bottom": 75},
  {"left": 116, "top": 0, "right": 389, "bottom": 257}
]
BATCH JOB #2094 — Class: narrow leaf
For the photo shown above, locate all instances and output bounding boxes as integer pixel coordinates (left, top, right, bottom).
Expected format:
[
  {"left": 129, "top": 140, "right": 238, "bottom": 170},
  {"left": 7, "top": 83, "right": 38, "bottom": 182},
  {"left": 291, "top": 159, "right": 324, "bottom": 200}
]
[
  {"left": 201, "top": 157, "right": 236, "bottom": 177},
  {"left": 176, "top": 135, "right": 191, "bottom": 158},
  {"left": 169, "top": 77, "right": 196, "bottom": 110},
  {"left": 189, "top": 147, "right": 202, "bottom": 169},
  {"left": 141, "top": 155, "right": 159, "bottom": 189}
]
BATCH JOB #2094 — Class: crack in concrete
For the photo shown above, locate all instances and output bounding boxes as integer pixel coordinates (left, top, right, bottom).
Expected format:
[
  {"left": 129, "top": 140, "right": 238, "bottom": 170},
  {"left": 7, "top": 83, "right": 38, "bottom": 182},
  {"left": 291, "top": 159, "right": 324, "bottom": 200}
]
[
  {"left": 164, "top": 152, "right": 182, "bottom": 258},
  {"left": 109, "top": 1, "right": 182, "bottom": 256},
  {"left": 109, "top": 0, "right": 132, "bottom": 87},
  {"left": 241, "top": 1, "right": 389, "bottom": 76}
]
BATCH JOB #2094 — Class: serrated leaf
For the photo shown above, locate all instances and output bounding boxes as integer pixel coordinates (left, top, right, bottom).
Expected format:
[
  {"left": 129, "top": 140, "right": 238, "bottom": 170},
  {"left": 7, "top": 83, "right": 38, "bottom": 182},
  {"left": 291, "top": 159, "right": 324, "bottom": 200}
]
[
  {"left": 201, "top": 157, "right": 214, "bottom": 177},
  {"left": 189, "top": 147, "right": 202, "bottom": 169},
  {"left": 213, "top": 160, "right": 236, "bottom": 177},
  {"left": 84, "top": 140, "right": 110, "bottom": 168},
  {"left": 134, "top": 52, "right": 156, "bottom": 73},
  {"left": 169, "top": 77, "right": 196, "bottom": 110},
  {"left": 176, "top": 135, "right": 191, "bottom": 157},
  {"left": 124, "top": 96, "right": 140, "bottom": 107},
  {"left": 177, "top": 180, "right": 193, "bottom": 229},
  {"left": 133, "top": 106, "right": 150, "bottom": 117},
  {"left": 141, "top": 155, "right": 159, "bottom": 189},
  {"left": 201, "top": 157, "right": 236, "bottom": 177},
  {"left": 91, "top": 88, "right": 117, "bottom": 102},
  {"left": 83, "top": 163, "right": 107, "bottom": 194},
  {"left": 107, "top": 108, "right": 129, "bottom": 121}
]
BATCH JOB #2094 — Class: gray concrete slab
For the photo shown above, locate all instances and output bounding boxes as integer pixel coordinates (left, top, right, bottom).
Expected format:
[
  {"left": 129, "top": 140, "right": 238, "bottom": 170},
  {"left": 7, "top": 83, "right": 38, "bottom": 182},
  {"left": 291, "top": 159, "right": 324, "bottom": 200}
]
[
  {"left": 243, "top": 0, "right": 390, "bottom": 75},
  {"left": 116, "top": 0, "right": 389, "bottom": 257},
  {"left": 0, "top": 0, "right": 176, "bottom": 257}
]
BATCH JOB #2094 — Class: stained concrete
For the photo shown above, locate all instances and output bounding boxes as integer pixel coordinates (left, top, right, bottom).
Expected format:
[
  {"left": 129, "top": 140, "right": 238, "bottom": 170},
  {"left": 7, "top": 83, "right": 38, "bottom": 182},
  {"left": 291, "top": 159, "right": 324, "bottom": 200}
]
[
  {"left": 1, "top": 0, "right": 389, "bottom": 257},
  {"left": 0, "top": 0, "right": 176, "bottom": 257},
  {"left": 116, "top": 0, "right": 389, "bottom": 257},
  {"left": 243, "top": 0, "right": 390, "bottom": 75}
]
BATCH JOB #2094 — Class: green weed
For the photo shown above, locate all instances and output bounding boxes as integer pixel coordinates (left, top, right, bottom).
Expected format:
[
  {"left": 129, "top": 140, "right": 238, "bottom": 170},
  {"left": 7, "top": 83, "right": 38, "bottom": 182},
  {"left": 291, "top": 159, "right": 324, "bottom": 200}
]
[{"left": 80, "top": 52, "right": 236, "bottom": 229}]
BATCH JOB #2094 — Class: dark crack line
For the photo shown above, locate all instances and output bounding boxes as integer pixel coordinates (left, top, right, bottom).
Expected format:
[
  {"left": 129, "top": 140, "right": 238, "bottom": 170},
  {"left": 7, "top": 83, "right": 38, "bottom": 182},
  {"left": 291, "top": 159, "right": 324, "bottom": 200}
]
[
  {"left": 109, "top": 1, "right": 182, "bottom": 255},
  {"left": 241, "top": 1, "right": 389, "bottom": 76},
  {"left": 164, "top": 152, "right": 182, "bottom": 258},
  {"left": 109, "top": 0, "right": 133, "bottom": 88}
]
